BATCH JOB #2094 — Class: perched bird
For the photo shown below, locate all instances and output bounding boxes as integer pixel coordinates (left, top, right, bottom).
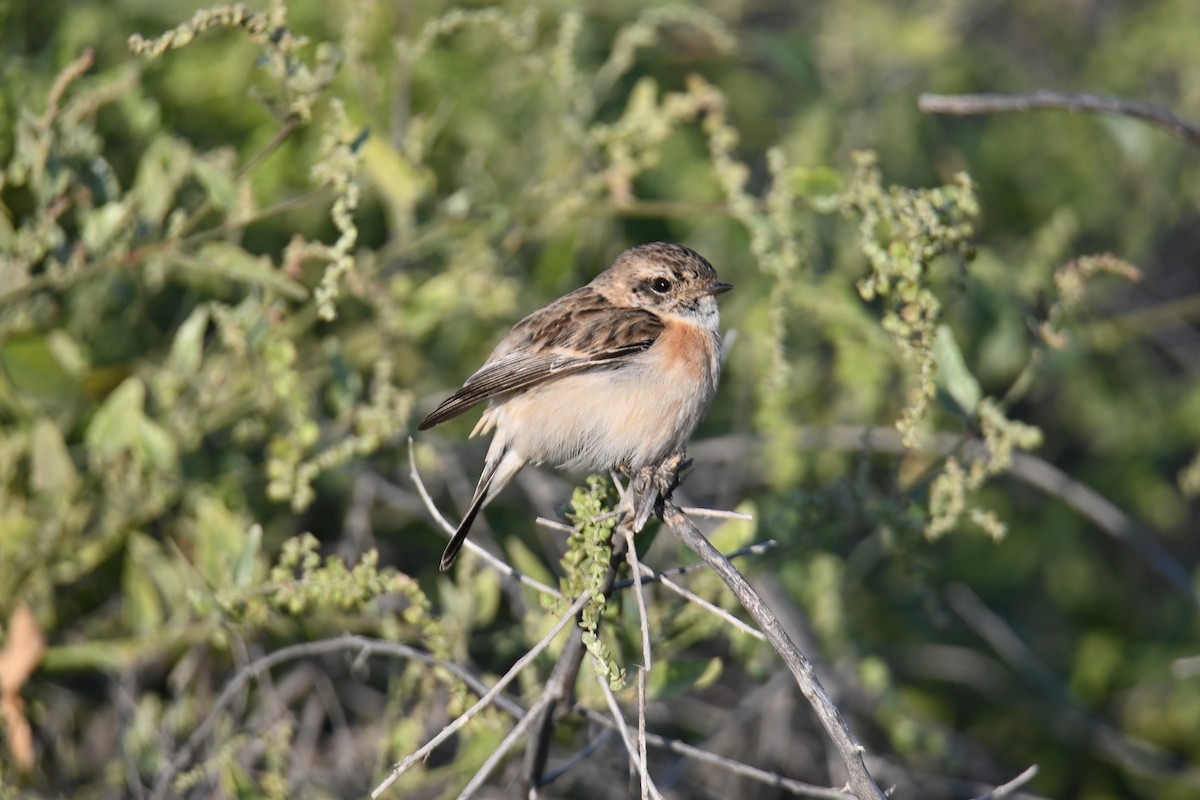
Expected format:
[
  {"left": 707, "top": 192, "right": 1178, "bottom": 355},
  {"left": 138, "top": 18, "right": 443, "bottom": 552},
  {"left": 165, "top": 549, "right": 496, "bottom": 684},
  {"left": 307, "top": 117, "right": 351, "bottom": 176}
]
[{"left": 418, "top": 242, "right": 732, "bottom": 570}]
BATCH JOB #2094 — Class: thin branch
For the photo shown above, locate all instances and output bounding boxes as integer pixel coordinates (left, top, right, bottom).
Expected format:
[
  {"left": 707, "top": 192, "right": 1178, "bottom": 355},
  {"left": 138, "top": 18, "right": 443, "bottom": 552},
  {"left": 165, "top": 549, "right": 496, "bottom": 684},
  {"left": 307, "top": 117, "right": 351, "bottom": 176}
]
[
  {"left": 579, "top": 707, "right": 854, "bottom": 799},
  {"left": 610, "top": 469, "right": 628, "bottom": 499},
  {"left": 660, "top": 498, "right": 886, "bottom": 800},
  {"left": 535, "top": 516, "right": 575, "bottom": 533},
  {"left": 149, "top": 635, "right": 518, "bottom": 800},
  {"left": 621, "top": 530, "right": 654, "bottom": 674},
  {"left": 918, "top": 90, "right": 1200, "bottom": 149},
  {"left": 636, "top": 667, "right": 651, "bottom": 799},
  {"left": 538, "top": 730, "right": 616, "bottom": 785},
  {"left": 173, "top": 118, "right": 302, "bottom": 241},
  {"left": 636, "top": 562, "right": 764, "bottom": 642},
  {"left": 592, "top": 657, "right": 664, "bottom": 800},
  {"left": 968, "top": 764, "right": 1039, "bottom": 800},
  {"left": 408, "top": 438, "right": 561, "bottom": 598},
  {"left": 533, "top": 531, "right": 777, "bottom": 593},
  {"left": 371, "top": 591, "right": 591, "bottom": 798},
  {"left": 456, "top": 694, "right": 553, "bottom": 800},
  {"left": 175, "top": 187, "right": 329, "bottom": 249},
  {"left": 612, "top": 540, "right": 779, "bottom": 590},
  {"left": 235, "top": 119, "right": 302, "bottom": 181},
  {"left": 621, "top": 526, "right": 654, "bottom": 800},
  {"left": 868, "top": 757, "right": 1053, "bottom": 800},
  {"left": 678, "top": 506, "right": 755, "bottom": 521},
  {"left": 536, "top": 509, "right": 622, "bottom": 533}
]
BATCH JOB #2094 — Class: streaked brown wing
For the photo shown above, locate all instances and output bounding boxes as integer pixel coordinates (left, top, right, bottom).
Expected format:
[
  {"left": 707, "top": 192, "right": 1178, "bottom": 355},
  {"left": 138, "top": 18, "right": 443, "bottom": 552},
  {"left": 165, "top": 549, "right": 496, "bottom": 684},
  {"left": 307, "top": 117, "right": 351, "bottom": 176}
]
[{"left": 417, "top": 289, "right": 663, "bottom": 430}]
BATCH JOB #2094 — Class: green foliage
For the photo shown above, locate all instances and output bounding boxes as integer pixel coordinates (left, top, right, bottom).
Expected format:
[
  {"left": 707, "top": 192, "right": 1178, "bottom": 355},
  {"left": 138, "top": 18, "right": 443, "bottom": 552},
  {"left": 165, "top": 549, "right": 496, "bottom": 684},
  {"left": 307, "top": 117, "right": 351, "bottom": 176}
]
[
  {"left": 842, "top": 151, "right": 979, "bottom": 447},
  {"left": 0, "top": 1, "right": 1197, "bottom": 798},
  {"left": 550, "top": 476, "right": 625, "bottom": 689}
]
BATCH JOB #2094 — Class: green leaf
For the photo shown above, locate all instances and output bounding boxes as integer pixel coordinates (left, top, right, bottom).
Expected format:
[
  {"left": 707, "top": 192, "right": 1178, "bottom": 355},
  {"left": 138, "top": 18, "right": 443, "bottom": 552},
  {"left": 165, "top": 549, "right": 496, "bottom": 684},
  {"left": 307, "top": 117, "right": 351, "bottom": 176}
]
[
  {"left": 80, "top": 201, "right": 131, "bottom": 252},
  {"left": 0, "top": 334, "right": 85, "bottom": 413},
  {"left": 471, "top": 566, "right": 502, "bottom": 627},
  {"left": 122, "top": 533, "right": 166, "bottom": 633},
  {"left": 192, "top": 493, "right": 246, "bottom": 587},
  {"left": 504, "top": 537, "right": 557, "bottom": 595},
  {"left": 84, "top": 377, "right": 179, "bottom": 469},
  {"left": 167, "top": 305, "right": 211, "bottom": 376},
  {"left": 362, "top": 136, "right": 435, "bottom": 218},
  {"left": 187, "top": 242, "right": 309, "bottom": 300},
  {"left": 30, "top": 417, "right": 78, "bottom": 494},
  {"left": 648, "top": 657, "right": 723, "bottom": 702},
  {"left": 933, "top": 324, "right": 982, "bottom": 416},
  {"left": 0, "top": 510, "right": 41, "bottom": 608},
  {"left": 133, "top": 137, "right": 192, "bottom": 226},
  {"left": 136, "top": 414, "right": 178, "bottom": 468},
  {"left": 233, "top": 524, "right": 263, "bottom": 588},
  {"left": 85, "top": 380, "right": 140, "bottom": 455},
  {"left": 193, "top": 157, "right": 237, "bottom": 211}
]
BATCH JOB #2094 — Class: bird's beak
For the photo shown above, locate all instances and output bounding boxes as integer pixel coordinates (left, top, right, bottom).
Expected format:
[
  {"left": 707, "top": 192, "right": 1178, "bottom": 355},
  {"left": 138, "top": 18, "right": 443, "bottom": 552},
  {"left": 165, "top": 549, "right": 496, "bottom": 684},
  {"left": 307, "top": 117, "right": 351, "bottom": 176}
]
[{"left": 706, "top": 282, "right": 733, "bottom": 296}]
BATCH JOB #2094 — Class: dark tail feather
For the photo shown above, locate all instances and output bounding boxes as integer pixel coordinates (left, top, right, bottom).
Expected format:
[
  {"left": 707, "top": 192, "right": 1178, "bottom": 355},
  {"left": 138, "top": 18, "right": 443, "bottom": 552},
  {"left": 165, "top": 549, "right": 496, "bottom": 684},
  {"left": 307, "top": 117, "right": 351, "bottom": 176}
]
[
  {"left": 439, "top": 442, "right": 526, "bottom": 571},
  {"left": 440, "top": 479, "right": 490, "bottom": 571}
]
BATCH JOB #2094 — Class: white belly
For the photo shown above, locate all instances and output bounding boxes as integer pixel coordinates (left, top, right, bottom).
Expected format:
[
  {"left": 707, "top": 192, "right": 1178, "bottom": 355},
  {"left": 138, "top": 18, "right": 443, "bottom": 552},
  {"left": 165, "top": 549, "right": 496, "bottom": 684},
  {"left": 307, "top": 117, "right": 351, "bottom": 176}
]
[{"left": 493, "top": 355, "right": 716, "bottom": 472}]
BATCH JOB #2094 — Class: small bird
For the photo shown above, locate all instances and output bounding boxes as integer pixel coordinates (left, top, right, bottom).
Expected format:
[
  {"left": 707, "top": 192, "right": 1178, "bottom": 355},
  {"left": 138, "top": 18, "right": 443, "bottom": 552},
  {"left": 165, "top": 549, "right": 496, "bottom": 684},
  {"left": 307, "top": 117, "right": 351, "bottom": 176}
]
[{"left": 418, "top": 242, "right": 732, "bottom": 570}]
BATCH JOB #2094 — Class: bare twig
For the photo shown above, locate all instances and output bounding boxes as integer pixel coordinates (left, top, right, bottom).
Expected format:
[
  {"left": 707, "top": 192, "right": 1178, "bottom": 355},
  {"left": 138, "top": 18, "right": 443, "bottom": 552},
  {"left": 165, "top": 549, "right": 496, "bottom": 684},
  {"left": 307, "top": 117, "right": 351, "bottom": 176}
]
[
  {"left": 535, "top": 516, "right": 575, "bottom": 533},
  {"left": 149, "top": 635, "right": 519, "bottom": 800},
  {"left": 456, "top": 694, "right": 553, "bottom": 800},
  {"left": 579, "top": 707, "right": 854, "bottom": 799},
  {"left": 636, "top": 562, "right": 764, "bottom": 641},
  {"left": 636, "top": 667, "right": 651, "bottom": 799},
  {"left": 539, "top": 730, "right": 616, "bottom": 785},
  {"left": 868, "top": 757, "right": 1053, "bottom": 800},
  {"left": 610, "top": 469, "right": 627, "bottom": 498},
  {"left": 679, "top": 506, "right": 755, "bottom": 521},
  {"left": 592, "top": 657, "right": 664, "bottom": 800},
  {"left": 535, "top": 508, "right": 622, "bottom": 534},
  {"left": 612, "top": 540, "right": 779, "bottom": 590},
  {"left": 660, "top": 497, "right": 886, "bottom": 800},
  {"left": 621, "top": 526, "right": 654, "bottom": 800},
  {"left": 968, "top": 764, "right": 1040, "bottom": 800},
  {"left": 918, "top": 91, "right": 1200, "bottom": 149},
  {"left": 371, "top": 592, "right": 590, "bottom": 797},
  {"left": 236, "top": 119, "right": 302, "bottom": 181},
  {"left": 173, "top": 118, "right": 302, "bottom": 241},
  {"left": 408, "top": 438, "right": 561, "bottom": 598}
]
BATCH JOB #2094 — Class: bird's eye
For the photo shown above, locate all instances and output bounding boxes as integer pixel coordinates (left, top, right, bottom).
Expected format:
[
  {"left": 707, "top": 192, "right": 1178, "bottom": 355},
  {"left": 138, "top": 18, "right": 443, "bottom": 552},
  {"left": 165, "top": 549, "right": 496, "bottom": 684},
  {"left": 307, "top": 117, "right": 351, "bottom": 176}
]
[{"left": 651, "top": 277, "right": 672, "bottom": 294}]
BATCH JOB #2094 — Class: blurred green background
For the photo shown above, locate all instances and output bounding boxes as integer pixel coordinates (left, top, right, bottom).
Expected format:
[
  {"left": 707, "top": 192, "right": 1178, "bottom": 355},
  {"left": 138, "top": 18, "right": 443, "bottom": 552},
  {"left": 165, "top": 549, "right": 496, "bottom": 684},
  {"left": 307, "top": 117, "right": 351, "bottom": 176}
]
[{"left": 1, "top": 1, "right": 1198, "bottom": 798}]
